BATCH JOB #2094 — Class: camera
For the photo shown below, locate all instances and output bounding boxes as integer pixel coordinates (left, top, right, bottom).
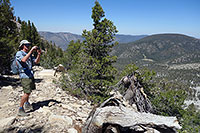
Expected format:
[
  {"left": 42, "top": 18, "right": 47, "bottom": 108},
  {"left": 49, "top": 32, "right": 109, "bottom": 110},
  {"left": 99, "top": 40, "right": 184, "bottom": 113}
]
[{"left": 36, "top": 47, "right": 40, "bottom": 50}]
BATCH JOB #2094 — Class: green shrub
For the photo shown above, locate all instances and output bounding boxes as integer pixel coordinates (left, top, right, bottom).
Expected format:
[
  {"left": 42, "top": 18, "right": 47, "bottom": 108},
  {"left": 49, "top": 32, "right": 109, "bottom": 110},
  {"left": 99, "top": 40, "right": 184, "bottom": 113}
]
[{"left": 179, "top": 104, "right": 200, "bottom": 133}]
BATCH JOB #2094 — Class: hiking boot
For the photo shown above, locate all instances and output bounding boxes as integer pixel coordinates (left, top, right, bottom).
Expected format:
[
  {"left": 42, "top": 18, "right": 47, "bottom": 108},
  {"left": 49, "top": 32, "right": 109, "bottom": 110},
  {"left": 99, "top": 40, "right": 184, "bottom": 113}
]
[
  {"left": 18, "top": 108, "right": 29, "bottom": 116},
  {"left": 24, "top": 102, "right": 33, "bottom": 111}
]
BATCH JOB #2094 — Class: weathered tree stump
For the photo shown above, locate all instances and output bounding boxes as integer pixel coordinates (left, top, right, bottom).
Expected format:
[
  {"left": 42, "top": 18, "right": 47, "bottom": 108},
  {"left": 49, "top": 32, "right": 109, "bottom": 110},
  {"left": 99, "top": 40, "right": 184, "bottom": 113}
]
[
  {"left": 83, "top": 71, "right": 181, "bottom": 133},
  {"left": 83, "top": 95, "right": 181, "bottom": 133},
  {"left": 115, "top": 71, "right": 154, "bottom": 113}
]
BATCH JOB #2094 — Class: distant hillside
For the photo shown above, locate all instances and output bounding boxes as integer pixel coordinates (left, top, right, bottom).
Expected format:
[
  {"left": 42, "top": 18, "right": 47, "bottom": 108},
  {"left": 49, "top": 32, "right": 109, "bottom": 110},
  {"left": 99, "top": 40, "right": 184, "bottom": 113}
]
[
  {"left": 112, "top": 34, "right": 200, "bottom": 65},
  {"left": 39, "top": 31, "right": 147, "bottom": 50},
  {"left": 39, "top": 32, "right": 84, "bottom": 50},
  {"left": 115, "top": 34, "right": 147, "bottom": 43}
]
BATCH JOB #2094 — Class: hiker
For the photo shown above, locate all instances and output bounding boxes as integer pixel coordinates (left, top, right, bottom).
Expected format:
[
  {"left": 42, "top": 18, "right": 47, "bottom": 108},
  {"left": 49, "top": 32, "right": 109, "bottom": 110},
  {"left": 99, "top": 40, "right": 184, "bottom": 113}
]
[{"left": 16, "top": 40, "right": 41, "bottom": 116}]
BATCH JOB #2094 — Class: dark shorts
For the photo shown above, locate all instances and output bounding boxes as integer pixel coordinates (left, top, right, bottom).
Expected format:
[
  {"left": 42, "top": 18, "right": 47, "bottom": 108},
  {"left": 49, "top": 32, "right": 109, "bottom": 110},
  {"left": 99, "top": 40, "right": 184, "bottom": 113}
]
[{"left": 21, "top": 78, "right": 36, "bottom": 94}]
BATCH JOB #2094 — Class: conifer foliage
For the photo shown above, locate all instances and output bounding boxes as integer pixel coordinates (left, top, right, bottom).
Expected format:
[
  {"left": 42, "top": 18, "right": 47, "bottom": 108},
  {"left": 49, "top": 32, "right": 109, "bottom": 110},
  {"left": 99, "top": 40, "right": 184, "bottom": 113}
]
[
  {"left": 0, "top": 0, "right": 18, "bottom": 73},
  {"left": 81, "top": 1, "right": 118, "bottom": 91},
  {"left": 64, "top": 1, "right": 118, "bottom": 103},
  {"left": 19, "top": 20, "right": 41, "bottom": 47}
]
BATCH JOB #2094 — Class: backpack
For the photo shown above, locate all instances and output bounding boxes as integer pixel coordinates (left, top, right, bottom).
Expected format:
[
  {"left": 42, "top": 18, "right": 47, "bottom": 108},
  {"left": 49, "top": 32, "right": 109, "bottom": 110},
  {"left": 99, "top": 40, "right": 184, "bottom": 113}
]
[{"left": 11, "top": 52, "right": 21, "bottom": 74}]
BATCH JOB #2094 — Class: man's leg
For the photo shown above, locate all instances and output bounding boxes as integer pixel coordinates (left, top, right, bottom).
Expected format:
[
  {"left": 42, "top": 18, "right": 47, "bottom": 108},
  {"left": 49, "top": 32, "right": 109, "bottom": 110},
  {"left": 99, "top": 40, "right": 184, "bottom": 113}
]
[
  {"left": 20, "top": 78, "right": 34, "bottom": 108},
  {"left": 18, "top": 93, "right": 30, "bottom": 116},
  {"left": 20, "top": 93, "right": 30, "bottom": 108},
  {"left": 18, "top": 78, "right": 35, "bottom": 116},
  {"left": 23, "top": 93, "right": 33, "bottom": 111}
]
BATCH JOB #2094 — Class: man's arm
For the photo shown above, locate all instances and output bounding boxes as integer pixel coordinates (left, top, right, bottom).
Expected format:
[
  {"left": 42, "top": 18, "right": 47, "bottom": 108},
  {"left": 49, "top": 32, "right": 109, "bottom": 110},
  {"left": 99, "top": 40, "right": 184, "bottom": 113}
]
[
  {"left": 21, "top": 46, "right": 37, "bottom": 63},
  {"left": 34, "top": 49, "right": 42, "bottom": 64}
]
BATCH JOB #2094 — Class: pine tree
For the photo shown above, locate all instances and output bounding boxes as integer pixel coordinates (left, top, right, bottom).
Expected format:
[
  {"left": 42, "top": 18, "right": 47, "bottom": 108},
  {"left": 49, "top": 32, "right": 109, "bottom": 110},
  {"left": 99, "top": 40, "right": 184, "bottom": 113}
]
[
  {"left": 27, "top": 20, "right": 32, "bottom": 42},
  {"left": 19, "top": 21, "right": 27, "bottom": 39},
  {"left": 0, "top": 0, "right": 18, "bottom": 73},
  {"left": 64, "top": 40, "right": 82, "bottom": 69},
  {"left": 68, "top": 1, "right": 118, "bottom": 103},
  {"left": 31, "top": 22, "right": 40, "bottom": 46},
  {"left": 19, "top": 20, "right": 40, "bottom": 46},
  {"left": 17, "top": 16, "right": 21, "bottom": 23}
]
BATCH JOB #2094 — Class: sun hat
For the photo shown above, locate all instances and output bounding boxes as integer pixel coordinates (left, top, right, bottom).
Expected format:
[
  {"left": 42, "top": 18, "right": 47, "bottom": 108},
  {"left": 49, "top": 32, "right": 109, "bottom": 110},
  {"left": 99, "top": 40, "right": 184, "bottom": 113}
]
[{"left": 19, "top": 40, "right": 31, "bottom": 48}]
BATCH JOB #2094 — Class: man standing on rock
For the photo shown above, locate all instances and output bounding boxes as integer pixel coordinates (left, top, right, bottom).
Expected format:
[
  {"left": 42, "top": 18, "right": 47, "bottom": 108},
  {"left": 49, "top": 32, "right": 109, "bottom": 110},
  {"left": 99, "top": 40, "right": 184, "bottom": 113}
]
[{"left": 16, "top": 40, "right": 41, "bottom": 116}]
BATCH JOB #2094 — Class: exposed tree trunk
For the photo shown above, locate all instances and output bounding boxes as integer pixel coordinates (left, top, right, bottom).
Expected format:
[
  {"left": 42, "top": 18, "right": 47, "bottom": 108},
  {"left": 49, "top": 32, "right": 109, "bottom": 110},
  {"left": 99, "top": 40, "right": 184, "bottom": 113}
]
[
  {"left": 115, "top": 71, "right": 154, "bottom": 113},
  {"left": 83, "top": 96, "right": 181, "bottom": 133},
  {"left": 83, "top": 71, "right": 181, "bottom": 133}
]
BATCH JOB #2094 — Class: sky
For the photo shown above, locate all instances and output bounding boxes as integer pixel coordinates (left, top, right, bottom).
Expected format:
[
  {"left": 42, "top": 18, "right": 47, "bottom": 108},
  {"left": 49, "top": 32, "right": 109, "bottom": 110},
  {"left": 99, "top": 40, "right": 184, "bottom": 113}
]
[{"left": 11, "top": 0, "right": 200, "bottom": 38}]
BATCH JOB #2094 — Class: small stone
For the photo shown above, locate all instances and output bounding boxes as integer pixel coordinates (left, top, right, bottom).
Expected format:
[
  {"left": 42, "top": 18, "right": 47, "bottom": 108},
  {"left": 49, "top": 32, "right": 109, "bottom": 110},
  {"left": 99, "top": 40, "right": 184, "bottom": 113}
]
[
  {"left": 35, "top": 91, "right": 39, "bottom": 95},
  {"left": 0, "top": 116, "right": 16, "bottom": 129},
  {"left": 2, "top": 85, "right": 13, "bottom": 90},
  {"left": 37, "top": 106, "right": 51, "bottom": 115},
  {"left": 48, "top": 114, "right": 73, "bottom": 127},
  {"left": 80, "top": 100, "right": 85, "bottom": 105},
  {"left": 77, "top": 112, "right": 88, "bottom": 118},
  {"left": 56, "top": 97, "right": 62, "bottom": 102},
  {"left": 48, "top": 101, "right": 55, "bottom": 107},
  {"left": 21, "top": 121, "right": 25, "bottom": 125},
  {"left": 68, "top": 128, "right": 78, "bottom": 133},
  {"left": 61, "top": 104, "right": 68, "bottom": 109},
  {"left": 62, "top": 104, "right": 76, "bottom": 112},
  {"left": 70, "top": 103, "right": 81, "bottom": 108}
]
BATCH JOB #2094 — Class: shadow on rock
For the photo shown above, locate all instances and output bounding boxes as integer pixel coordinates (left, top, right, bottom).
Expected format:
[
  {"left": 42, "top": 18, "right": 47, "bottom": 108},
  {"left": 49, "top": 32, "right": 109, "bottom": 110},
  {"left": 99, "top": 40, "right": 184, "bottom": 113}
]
[
  {"left": 34, "top": 78, "right": 43, "bottom": 83},
  {"left": 2, "top": 125, "right": 44, "bottom": 133},
  {"left": 0, "top": 75, "right": 20, "bottom": 88},
  {"left": 0, "top": 76, "right": 43, "bottom": 89},
  {"left": 29, "top": 99, "right": 61, "bottom": 113}
]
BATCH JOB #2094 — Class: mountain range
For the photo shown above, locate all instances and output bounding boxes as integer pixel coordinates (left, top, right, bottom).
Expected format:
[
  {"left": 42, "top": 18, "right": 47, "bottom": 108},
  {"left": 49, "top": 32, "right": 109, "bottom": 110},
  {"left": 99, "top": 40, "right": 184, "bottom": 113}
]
[
  {"left": 111, "top": 33, "right": 200, "bottom": 66},
  {"left": 111, "top": 33, "right": 200, "bottom": 85},
  {"left": 39, "top": 31, "right": 200, "bottom": 85},
  {"left": 39, "top": 31, "right": 200, "bottom": 66},
  {"left": 39, "top": 31, "right": 147, "bottom": 50}
]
